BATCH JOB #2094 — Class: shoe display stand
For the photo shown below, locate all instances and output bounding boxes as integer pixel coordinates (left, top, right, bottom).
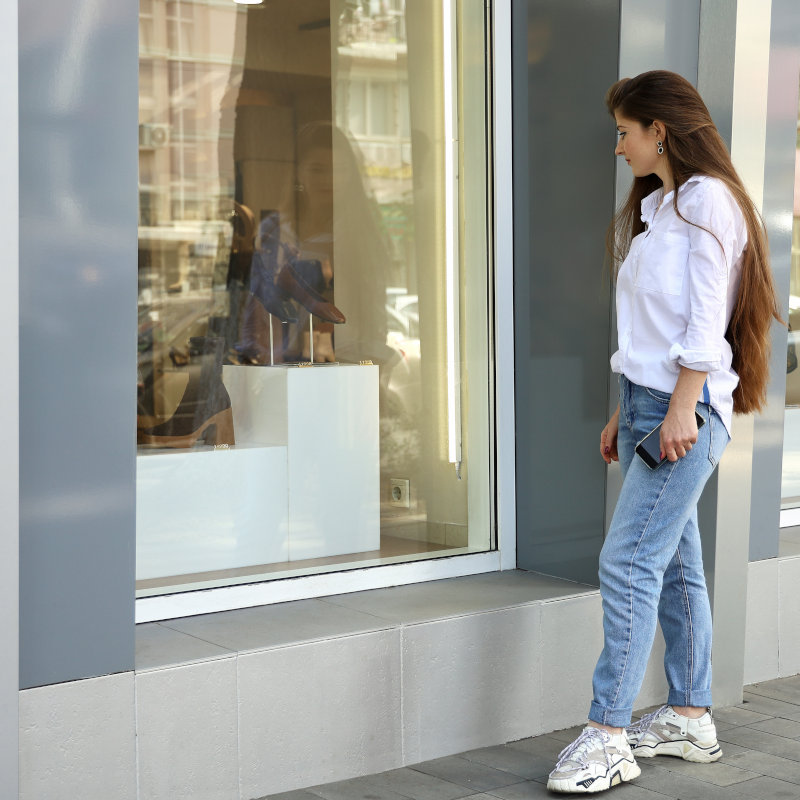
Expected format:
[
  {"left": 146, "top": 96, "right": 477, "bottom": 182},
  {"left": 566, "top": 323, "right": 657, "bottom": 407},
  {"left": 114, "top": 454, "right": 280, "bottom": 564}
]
[
  {"left": 136, "top": 363, "right": 380, "bottom": 580},
  {"left": 223, "top": 363, "right": 380, "bottom": 561}
]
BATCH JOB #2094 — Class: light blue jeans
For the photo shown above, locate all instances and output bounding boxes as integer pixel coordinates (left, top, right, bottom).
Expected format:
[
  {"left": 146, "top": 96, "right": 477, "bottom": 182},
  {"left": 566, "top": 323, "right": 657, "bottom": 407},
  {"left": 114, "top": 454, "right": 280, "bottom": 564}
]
[{"left": 589, "top": 375, "right": 729, "bottom": 728}]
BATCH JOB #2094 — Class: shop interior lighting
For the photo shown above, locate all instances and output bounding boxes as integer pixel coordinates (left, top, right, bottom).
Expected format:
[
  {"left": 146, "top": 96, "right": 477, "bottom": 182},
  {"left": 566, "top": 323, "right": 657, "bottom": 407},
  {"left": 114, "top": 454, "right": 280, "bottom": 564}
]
[
  {"left": 234, "top": 0, "right": 263, "bottom": 5},
  {"left": 442, "top": 0, "right": 462, "bottom": 475}
]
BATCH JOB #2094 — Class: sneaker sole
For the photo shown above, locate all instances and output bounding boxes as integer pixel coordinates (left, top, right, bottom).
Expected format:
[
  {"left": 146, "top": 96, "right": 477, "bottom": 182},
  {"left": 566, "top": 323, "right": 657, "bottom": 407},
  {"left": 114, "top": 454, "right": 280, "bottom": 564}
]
[
  {"left": 547, "top": 759, "right": 641, "bottom": 793},
  {"left": 632, "top": 740, "right": 722, "bottom": 763}
]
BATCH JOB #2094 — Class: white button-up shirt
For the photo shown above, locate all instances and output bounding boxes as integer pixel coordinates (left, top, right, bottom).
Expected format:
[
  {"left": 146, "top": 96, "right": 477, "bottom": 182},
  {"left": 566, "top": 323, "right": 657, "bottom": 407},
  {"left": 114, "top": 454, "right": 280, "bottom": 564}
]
[{"left": 610, "top": 175, "right": 747, "bottom": 433}]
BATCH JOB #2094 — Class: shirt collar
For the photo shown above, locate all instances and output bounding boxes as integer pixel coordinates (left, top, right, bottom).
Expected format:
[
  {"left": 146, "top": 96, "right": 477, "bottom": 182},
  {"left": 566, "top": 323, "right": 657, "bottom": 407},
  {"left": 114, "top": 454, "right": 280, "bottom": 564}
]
[{"left": 640, "top": 174, "right": 707, "bottom": 227}]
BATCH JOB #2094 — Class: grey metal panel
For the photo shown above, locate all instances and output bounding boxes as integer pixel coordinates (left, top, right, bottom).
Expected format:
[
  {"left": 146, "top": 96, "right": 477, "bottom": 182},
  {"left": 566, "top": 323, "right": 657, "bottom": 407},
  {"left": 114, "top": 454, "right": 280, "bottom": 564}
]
[
  {"left": 698, "top": 0, "right": 738, "bottom": 149},
  {"left": 619, "top": 0, "right": 700, "bottom": 82},
  {"left": 750, "top": 0, "right": 800, "bottom": 561},
  {"left": 616, "top": 0, "right": 700, "bottom": 201},
  {"left": 513, "top": 0, "right": 619, "bottom": 583},
  {"left": 18, "top": 0, "right": 138, "bottom": 687},
  {"left": 0, "top": 0, "right": 18, "bottom": 789}
]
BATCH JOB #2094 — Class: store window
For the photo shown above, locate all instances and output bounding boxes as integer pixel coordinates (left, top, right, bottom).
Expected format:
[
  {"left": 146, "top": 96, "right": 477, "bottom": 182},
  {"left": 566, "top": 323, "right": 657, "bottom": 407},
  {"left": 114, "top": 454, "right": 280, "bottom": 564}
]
[
  {"left": 780, "top": 74, "right": 800, "bottom": 556},
  {"left": 136, "top": 0, "right": 494, "bottom": 596}
]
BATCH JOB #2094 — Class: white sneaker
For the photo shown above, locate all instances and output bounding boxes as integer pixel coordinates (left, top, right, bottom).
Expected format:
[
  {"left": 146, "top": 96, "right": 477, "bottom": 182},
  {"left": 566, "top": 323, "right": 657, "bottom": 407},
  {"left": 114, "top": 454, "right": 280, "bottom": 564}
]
[
  {"left": 547, "top": 726, "right": 641, "bottom": 793},
  {"left": 626, "top": 705, "right": 722, "bottom": 763}
]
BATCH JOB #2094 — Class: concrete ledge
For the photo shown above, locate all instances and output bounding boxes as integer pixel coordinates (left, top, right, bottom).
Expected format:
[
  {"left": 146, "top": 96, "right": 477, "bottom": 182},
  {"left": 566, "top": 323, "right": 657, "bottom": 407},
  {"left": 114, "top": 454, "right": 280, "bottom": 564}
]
[{"left": 18, "top": 570, "right": 677, "bottom": 799}]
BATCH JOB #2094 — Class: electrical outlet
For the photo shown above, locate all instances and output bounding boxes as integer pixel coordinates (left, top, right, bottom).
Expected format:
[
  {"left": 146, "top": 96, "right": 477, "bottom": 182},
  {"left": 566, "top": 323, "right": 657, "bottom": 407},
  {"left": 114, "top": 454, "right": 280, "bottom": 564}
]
[{"left": 389, "top": 478, "right": 410, "bottom": 508}]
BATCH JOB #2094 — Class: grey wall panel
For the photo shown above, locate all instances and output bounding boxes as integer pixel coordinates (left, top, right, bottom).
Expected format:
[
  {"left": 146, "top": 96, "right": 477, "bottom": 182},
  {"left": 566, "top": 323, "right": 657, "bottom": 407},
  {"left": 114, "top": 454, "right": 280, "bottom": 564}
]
[
  {"left": 0, "top": 0, "right": 18, "bottom": 789},
  {"left": 513, "top": 0, "right": 619, "bottom": 583},
  {"left": 19, "top": 0, "right": 138, "bottom": 687},
  {"left": 615, "top": 0, "right": 700, "bottom": 203},
  {"left": 750, "top": 0, "right": 800, "bottom": 561},
  {"left": 698, "top": 0, "right": 737, "bottom": 149},
  {"left": 619, "top": 0, "right": 700, "bottom": 81}
]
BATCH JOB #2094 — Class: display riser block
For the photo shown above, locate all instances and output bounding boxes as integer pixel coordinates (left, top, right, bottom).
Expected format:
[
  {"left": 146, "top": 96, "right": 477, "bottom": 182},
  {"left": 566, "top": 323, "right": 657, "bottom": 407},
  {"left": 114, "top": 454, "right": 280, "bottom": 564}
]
[
  {"left": 224, "top": 364, "right": 380, "bottom": 560},
  {"left": 136, "top": 444, "right": 288, "bottom": 580}
]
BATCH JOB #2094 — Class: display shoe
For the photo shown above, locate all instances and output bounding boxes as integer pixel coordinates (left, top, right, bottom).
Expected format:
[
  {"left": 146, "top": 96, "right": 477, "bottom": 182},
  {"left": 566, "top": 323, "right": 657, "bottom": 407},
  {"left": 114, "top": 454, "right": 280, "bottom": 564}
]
[
  {"left": 248, "top": 251, "right": 298, "bottom": 322},
  {"left": 139, "top": 336, "right": 235, "bottom": 449},
  {"left": 626, "top": 706, "right": 722, "bottom": 763},
  {"left": 276, "top": 263, "right": 346, "bottom": 324},
  {"left": 138, "top": 403, "right": 234, "bottom": 448},
  {"left": 547, "top": 727, "right": 640, "bottom": 793}
]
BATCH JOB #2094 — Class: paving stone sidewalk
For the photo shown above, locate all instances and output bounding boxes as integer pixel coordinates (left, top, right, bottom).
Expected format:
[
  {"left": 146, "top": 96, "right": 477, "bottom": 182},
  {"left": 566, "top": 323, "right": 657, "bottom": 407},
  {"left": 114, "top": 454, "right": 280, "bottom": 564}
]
[{"left": 263, "top": 675, "right": 800, "bottom": 800}]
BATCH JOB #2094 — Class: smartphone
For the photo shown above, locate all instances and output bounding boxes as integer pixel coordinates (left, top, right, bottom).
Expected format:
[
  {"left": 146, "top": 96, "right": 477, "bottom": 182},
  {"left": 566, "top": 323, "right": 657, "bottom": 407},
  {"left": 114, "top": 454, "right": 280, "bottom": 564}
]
[{"left": 635, "top": 411, "right": 706, "bottom": 469}]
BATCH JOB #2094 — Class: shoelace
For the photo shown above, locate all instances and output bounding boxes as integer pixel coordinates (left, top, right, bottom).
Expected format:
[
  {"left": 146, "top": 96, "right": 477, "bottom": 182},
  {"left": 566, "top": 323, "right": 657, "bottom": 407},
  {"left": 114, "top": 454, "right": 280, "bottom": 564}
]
[
  {"left": 626, "top": 704, "right": 669, "bottom": 736},
  {"left": 554, "top": 727, "right": 611, "bottom": 770}
]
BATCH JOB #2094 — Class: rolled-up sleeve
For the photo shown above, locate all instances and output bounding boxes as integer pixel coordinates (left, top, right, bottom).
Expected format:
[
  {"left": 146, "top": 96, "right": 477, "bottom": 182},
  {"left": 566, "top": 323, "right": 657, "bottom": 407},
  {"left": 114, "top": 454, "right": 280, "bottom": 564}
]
[{"left": 667, "top": 181, "right": 744, "bottom": 373}]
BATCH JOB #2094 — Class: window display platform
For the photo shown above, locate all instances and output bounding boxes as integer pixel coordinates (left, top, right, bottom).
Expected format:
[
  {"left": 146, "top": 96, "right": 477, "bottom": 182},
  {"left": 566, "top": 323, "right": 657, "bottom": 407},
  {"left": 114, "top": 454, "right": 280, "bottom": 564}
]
[
  {"left": 137, "top": 364, "right": 380, "bottom": 581},
  {"left": 223, "top": 363, "right": 380, "bottom": 561},
  {"left": 137, "top": 444, "right": 289, "bottom": 580}
]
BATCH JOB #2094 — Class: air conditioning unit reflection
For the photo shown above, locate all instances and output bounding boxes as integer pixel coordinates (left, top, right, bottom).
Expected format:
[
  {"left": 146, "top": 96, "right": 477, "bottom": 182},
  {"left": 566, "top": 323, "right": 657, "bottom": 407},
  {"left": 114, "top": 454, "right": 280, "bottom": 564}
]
[{"left": 139, "top": 123, "right": 170, "bottom": 149}]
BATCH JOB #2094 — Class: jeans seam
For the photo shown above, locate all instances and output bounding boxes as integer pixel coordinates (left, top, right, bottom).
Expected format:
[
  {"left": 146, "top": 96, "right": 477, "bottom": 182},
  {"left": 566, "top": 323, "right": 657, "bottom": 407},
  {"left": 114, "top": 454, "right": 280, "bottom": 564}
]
[
  {"left": 676, "top": 546, "right": 694, "bottom": 705},
  {"left": 644, "top": 386, "right": 671, "bottom": 404},
  {"left": 708, "top": 410, "right": 716, "bottom": 467},
  {"left": 609, "top": 461, "right": 677, "bottom": 714}
]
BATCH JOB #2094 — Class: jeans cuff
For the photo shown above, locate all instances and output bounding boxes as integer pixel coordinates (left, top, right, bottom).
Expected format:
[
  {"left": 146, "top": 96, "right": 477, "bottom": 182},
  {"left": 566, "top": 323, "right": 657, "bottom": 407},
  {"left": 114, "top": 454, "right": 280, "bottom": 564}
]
[
  {"left": 589, "top": 701, "right": 633, "bottom": 728},
  {"left": 667, "top": 690, "right": 712, "bottom": 709}
]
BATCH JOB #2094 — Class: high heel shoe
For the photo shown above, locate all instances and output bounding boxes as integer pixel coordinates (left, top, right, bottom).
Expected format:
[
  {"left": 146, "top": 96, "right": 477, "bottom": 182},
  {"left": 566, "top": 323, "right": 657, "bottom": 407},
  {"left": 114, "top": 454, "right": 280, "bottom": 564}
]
[
  {"left": 138, "top": 404, "right": 234, "bottom": 448},
  {"left": 249, "top": 251, "right": 298, "bottom": 322},
  {"left": 276, "top": 262, "right": 346, "bottom": 324},
  {"left": 138, "top": 336, "right": 235, "bottom": 449}
]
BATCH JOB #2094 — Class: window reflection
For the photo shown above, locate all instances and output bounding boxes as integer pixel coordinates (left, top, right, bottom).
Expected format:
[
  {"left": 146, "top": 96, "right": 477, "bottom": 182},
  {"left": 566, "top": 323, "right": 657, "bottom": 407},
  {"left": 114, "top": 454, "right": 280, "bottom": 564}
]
[{"left": 136, "top": 0, "right": 492, "bottom": 595}]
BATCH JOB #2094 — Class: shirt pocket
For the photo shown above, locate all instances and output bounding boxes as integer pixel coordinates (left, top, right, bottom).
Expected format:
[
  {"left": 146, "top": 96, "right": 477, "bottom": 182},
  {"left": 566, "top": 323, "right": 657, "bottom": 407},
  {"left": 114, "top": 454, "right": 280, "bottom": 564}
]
[{"left": 634, "top": 231, "right": 689, "bottom": 296}]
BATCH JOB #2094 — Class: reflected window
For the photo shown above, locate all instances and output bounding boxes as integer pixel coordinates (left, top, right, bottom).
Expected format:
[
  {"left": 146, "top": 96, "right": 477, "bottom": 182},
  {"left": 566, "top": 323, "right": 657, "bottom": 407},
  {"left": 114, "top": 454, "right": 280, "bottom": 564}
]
[{"left": 136, "top": 0, "right": 494, "bottom": 597}]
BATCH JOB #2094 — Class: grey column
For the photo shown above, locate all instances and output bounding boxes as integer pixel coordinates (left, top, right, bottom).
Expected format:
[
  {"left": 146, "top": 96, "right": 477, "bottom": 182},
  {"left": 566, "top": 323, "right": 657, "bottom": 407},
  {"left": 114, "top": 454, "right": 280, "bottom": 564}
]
[
  {"left": 19, "top": 0, "right": 138, "bottom": 687},
  {"left": 0, "top": 0, "right": 19, "bottom": 789}
]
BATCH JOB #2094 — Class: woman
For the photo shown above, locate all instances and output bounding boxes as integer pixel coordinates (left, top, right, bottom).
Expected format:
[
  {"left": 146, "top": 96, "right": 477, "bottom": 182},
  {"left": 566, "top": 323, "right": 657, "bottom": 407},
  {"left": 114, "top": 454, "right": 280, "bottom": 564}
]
[
  {"left": 547, "top": 70, "right": 781, "bottom": 794},
  {"left": 238, "top": 121, "right": 391, "bottom": 366}
]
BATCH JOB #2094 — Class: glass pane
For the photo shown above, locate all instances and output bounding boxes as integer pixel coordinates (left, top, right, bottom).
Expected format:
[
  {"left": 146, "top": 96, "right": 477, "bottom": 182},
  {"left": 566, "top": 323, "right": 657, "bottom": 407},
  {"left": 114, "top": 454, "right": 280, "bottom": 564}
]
[
  {"left": 136, "top": 0, "right": 493, "bottom": 597},
  {"left": 781, "top": 75, "right": 800, "bottom": 508}
]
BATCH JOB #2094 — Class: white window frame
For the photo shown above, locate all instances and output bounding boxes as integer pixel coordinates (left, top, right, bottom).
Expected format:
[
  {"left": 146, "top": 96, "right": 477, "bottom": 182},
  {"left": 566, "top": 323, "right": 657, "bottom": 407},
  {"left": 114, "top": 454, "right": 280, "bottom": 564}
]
[{"left": 135, "top": 0, "right": 516, "bottom": 624}]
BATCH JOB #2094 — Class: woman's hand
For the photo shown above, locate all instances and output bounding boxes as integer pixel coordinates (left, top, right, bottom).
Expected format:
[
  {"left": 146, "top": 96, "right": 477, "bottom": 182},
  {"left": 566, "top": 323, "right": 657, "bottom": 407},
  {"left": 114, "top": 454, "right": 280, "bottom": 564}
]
[
  {"left": 601, "top": 405, "right": 620, "bottom": 464},
  {"left": 660, "top": 366, "right": 708, "bottom": 462},
  {"left": 660, "top": 406, "right": 698, "bottom": 461}
]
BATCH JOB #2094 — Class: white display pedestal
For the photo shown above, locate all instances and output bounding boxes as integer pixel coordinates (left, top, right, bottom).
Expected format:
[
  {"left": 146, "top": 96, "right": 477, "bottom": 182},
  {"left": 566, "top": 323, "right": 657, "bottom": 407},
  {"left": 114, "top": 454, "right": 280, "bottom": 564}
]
[
  {"left": 223, "top": 364, "right": 380, "bottom": 560},
  {"left": 136, "top": 444, "right": 288, "bottom": 580}
]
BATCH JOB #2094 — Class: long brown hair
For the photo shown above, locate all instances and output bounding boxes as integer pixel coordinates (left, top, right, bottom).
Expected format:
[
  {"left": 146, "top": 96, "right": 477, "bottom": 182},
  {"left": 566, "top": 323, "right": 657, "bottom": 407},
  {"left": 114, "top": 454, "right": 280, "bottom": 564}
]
[{"left": 605, "top": 70, "right": 782, "bottom": 414}]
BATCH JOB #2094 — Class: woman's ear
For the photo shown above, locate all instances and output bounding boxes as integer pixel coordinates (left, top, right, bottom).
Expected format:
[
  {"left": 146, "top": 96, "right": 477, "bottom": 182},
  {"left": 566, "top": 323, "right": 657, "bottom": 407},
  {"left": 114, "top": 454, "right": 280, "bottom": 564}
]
[{"left": 652, "top": 120, "right": 667, "bottom": 140}]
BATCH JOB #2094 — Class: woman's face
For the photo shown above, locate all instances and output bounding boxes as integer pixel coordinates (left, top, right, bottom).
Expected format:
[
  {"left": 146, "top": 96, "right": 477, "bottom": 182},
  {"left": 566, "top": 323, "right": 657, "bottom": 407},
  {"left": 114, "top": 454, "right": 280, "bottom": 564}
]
[
  {"left": 297, "top": 147, "right": 334, "bottom": 198},
  {"left": 614, "top": 114, "right": 661, "bottom": 179}
]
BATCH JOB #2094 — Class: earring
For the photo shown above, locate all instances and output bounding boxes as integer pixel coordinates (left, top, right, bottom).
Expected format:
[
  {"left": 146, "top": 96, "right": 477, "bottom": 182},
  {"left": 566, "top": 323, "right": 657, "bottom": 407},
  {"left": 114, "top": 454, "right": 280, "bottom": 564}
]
[{"left": 657, "top": 140, "right": 664, "bottom": 155}]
